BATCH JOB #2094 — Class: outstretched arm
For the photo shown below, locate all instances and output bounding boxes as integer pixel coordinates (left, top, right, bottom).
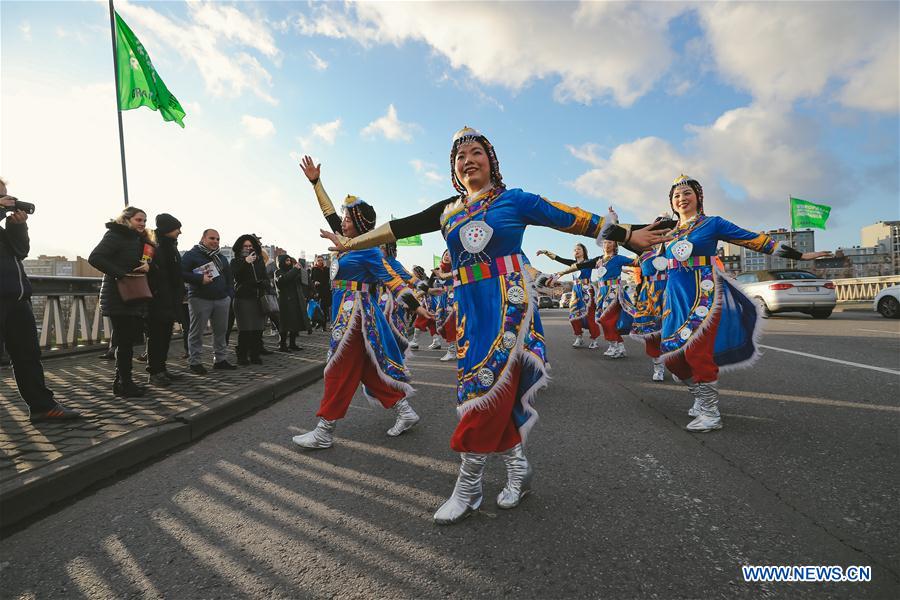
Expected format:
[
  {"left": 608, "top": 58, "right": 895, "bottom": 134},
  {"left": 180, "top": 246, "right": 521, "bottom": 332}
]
[
  {"left": 299, "top": 155, "right": 343, "bottom": 234},
  {"left": 715, "top": 217, "right": 832, "bottom": 261},
  {"left": 535, "top": 249, "right": 575, "bottom": 266}
]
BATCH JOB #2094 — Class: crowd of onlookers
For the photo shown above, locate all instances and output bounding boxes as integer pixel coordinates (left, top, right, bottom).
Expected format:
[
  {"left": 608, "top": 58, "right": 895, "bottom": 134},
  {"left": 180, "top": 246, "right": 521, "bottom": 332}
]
[{"left": 0, "top": 187, "right": 333, "bottom": 422}]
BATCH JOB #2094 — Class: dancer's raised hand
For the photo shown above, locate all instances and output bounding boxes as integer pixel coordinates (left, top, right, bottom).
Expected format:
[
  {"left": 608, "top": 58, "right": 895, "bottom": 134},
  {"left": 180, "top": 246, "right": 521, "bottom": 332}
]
[{"left": 299, "top": 155, "right": 321, "bottom": 182}]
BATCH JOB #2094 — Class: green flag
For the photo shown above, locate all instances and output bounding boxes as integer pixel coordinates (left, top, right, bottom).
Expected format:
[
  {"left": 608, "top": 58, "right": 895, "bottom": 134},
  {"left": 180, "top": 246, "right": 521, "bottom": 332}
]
[
  {"left": 396, "top": 235, "right": 422, "bottom": 246},
  {"left": 790, "top": 197, "right": 831, "bottom": 230},
  {"left": 433, "top": 255, "right": 441, "bottom": 269},
  {"left": 115, "top": 12, "right": 186, "bottom": 127}
]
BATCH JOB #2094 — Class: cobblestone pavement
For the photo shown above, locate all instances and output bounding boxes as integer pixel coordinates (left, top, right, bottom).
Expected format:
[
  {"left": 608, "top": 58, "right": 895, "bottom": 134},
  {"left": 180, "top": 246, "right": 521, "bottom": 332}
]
[{"left": 0, "top": 332, "right": 330, "bottom": 483}]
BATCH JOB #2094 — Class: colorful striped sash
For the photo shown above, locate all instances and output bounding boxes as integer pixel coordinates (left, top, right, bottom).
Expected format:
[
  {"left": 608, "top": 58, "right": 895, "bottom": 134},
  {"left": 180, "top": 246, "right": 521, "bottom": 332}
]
[
  {"left": 453, "top": 254, "right": 526, "bottom": 287},
  {"left": 331, "top": 280, "right": 368, "bottom": 291},
  {"left": 666, "top": 256, "right": 713, "bottom": 269}
]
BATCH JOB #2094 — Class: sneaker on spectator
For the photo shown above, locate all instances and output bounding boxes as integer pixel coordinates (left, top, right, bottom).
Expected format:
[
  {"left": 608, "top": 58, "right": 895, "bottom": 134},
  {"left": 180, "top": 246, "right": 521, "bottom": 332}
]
[
  {"left": 213, "top": 360, "right": 237, "bottom": 370},
  {"left": 30, "top": 404, "right": 81, "bottom": 423},
  {"left": 189, "top": 364, "right": 208, "bottom": 375}
]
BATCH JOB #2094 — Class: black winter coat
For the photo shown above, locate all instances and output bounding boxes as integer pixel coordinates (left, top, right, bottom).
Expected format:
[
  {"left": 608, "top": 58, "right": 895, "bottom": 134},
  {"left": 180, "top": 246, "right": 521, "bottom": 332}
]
[
  {"left": 88, "top": 222, "right": 148, "bottom": 317},
  {"left": 148, "top": 235, "right": 184, "bottom": 320},
  {"left": 274, "top": 257, "right": 310, "bottom": 333},
  {"left": 309, "top": 265, "right": 331, "bottom": 304},
  {"left": 230, "top": 234, "right": 268, "bottom": 300},
  {"left": 0, "top": 215, "right": 32, "bottom": 301}
]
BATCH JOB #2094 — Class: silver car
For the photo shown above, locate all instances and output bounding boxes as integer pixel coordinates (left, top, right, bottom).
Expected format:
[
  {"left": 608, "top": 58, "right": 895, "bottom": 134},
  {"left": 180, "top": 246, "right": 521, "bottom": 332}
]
[{"left": 734, "top": 269, "right": 836, "bottom": 319}]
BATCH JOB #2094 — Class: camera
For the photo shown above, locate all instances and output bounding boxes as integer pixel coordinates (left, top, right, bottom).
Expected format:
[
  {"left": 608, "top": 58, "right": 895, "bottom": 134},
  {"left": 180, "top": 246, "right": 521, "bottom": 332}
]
[{"left": 1, "top": 197, "right": 36, "bottom": 215}]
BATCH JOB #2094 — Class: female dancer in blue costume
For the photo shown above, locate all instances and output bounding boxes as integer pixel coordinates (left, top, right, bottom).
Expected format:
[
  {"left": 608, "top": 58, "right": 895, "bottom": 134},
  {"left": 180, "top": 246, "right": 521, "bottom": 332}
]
[
  {"left": 551, "top": 238, "right": 635, "bottom": 359},
  {"left": 607, "top": 175, "right": 830, "bottom": 431},
  {"left": 432, "top": 251, "right": 459, "bottom": 362},
  {"left": 291, "top": 157, "right": 433, "bottom": 448},
  {"left": 378, "top": 242, "right": 425, "bottom": 355},
  {"left": 536, "top": 244, "right": 602, "bottom": 349},
  {"left": 320, "top": 127, "right": 670, "bottom": 524}
]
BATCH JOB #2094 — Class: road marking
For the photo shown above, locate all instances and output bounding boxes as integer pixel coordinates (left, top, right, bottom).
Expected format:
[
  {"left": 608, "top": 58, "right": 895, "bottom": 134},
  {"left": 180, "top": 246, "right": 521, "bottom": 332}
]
[
  {"left": 721, "top": 413, "right": 773, "bottom": 422},
  {"left": 858, "top": 328, "right": 900, "bottom": 336},
  {"left": 642, "top": 383, "right": 900, "bottom": 414},
  {"left": 407, "top": 361, "right": 456, "bottom": 370},
  {"left": 758, "top": 344, "right": 900, "bottom": 376}
]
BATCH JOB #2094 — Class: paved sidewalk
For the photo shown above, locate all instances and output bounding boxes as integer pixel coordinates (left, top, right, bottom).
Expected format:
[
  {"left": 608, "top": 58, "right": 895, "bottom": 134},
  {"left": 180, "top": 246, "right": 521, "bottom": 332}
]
[{"left": 0, "top": 332, "right": 329, "bottom": 530}]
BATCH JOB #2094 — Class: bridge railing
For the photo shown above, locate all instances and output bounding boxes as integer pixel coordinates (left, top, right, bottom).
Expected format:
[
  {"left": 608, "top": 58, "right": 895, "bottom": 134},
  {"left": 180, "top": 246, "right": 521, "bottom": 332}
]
[
  {"left": 24, "top": 276, "right": 109, "bottom": 351},
  {"left": 831, "top": 275, "right": 900, "bottom": 303}
]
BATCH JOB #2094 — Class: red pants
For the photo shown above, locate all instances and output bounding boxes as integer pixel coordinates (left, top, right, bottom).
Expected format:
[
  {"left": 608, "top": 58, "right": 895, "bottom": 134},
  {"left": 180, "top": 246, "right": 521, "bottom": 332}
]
[
  {"left": 597, "top": 303, "right": 623, "bottom": 342},
  {"left": 644, "top": 335, "right": 661, "bottom": 359},
  {"left": 439, "top": 312, "right": 457, "bottom": 343},
  {"left": 572, "top": 301, "right": 601, "bottom": 338},
  {"left": 663, "top": 310, "right": 721, "bottom": 383},
  {"left": 318, "top": 327, "right": 405, "bottom": 420},
  {"left": 414, "top": 315, "right": 437, "bottom": 336},
  {"left": 450, "top": 363, "right": 522, "bottom": 453}
]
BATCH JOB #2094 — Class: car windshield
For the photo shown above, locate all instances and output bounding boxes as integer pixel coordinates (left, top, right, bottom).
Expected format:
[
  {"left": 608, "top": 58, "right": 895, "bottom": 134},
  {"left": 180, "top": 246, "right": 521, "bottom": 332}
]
[{"left": 773, "top": 271, "right": 817, "bottom": 280}]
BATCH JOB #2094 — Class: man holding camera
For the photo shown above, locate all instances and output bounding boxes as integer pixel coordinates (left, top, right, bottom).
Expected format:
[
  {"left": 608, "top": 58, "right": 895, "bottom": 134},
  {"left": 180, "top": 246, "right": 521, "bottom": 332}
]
[{"left": 0, "top": 178, "right": 80, "bottom": 422}]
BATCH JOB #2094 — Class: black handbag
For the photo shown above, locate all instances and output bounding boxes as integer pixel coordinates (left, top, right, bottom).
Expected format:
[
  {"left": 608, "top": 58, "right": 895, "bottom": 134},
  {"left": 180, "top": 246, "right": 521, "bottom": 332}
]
[{"left": 259, "top": 292, "right": 279, "bottom": 315}]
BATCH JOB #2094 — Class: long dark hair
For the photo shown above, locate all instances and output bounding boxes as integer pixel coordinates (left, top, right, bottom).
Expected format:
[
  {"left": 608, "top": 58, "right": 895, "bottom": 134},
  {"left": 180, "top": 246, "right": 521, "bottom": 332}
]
[{"left": 669, "top": 177, "right": 704, "bottom": 219}]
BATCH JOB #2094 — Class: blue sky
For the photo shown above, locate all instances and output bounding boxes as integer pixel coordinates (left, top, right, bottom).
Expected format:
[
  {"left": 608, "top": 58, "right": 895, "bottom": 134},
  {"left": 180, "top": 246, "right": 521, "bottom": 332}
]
[{"left": 2, "top": 1, "right": 897, "bottom": 272}]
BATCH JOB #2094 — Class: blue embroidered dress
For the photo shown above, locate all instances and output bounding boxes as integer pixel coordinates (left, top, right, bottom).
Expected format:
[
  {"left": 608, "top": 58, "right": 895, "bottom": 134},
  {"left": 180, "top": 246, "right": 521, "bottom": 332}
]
[
  {"left": 659, "top": 215, "right": 793, "bottom": 368},
  {"left": 568, "top": 266, "right": 595, "bottom": 325},
  {"left": 592, "top": 254, "right": 633, "bottom": 323},
  {"left": 421, "top": 188, "right": 606, "bottom": 440},
  {"left": 630, "top": 248, "right": 668, "bottom": 339},
  {"left": 328, "top": 248, "right": 416, "bottom": 398},
  {"left": 377, "top": 255, "right": 419, "bottom": 353}
]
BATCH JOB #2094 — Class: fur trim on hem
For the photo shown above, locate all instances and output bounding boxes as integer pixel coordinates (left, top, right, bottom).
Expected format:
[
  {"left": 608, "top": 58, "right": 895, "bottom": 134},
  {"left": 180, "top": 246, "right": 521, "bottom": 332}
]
[
  {"left": 596, "top": 296, "right": 620, "bottom": 322},
  {"left": 361, "top": 318, "right": 416, "bottom": 400},
  {"left": 630, "top": 330, "right": 661, "bottom": 343},
  {"left": 362, "top": 384, "right": 415, "bottom": 410},
  {"left": 658, "top": 267, "right": 764, "bottom": 372},
  {"left": 324, "top": 298, "right": 361, "bottom": 376}
]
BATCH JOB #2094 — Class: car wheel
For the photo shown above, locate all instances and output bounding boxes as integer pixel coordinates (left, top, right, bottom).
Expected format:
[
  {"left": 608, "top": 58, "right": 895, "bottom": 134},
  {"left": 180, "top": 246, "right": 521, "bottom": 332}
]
[
  {"left": 878, "top": 296, "right": 900, "bottom": 319},
  {"left": 755, "top": 296, "right": 771, "bottom": 318},
  {"left": 810, "top": 309, "right": 832, "bottom": 319}
]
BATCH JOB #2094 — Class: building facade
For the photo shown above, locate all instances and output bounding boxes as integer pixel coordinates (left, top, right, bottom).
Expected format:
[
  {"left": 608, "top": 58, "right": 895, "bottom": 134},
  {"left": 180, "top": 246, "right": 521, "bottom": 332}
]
[
  {"left": 860, "top": 221, "right": 900, "bottom": 275},
  {"left": 723, "top": 229, "right": 816, "bottom": 273}
]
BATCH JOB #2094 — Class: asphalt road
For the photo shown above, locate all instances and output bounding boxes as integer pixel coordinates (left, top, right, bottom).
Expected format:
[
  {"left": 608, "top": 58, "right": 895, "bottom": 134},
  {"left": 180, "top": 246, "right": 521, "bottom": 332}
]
[{"left": 2, "top": 310, "right": 898, "bottom": 599}]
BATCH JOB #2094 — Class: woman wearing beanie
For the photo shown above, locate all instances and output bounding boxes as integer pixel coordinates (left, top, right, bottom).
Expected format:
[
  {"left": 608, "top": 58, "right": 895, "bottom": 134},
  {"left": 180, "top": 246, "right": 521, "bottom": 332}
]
[
  {"left": 230, "top": 234, "right": 269, "bottom": 365},
  {"left": 146, "top": 213, "right": 184, "bottom": 385},
  {"left": 89, "top": 206, "right": 155, "bottom": 397}
]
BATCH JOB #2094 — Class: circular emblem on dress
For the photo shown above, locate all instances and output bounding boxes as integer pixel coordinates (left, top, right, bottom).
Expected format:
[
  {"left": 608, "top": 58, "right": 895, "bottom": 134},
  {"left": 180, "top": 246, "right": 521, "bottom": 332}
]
[
  {"left": 652, "top": 256, "right": 669, "bottom": 271},
  {"left": 699, "top": 279, "right": 715, "bottom": 292},
  {"left": 679, "top": 327, "right": 691, "bottom": 340},
  {"left": 380, "top": 293, "right": 389, "bottom": 303},
  {"left": 329, "top": 259, "right": 340, "bottom": 280},
  {"left": 595, "top": 266, "right": 607, "bottom": 280},
  {"left": 331, "top": 327, "right": 344, "bottom": 341},
  {"left": 695, "top": 305, "right": 709, "bottom": 317},
  {"left": 502, "top": 331, "right": 517, "bottom": 349},
  {"left": 459, "top": 220, "right": 494, "bottom": 254},
  {"left": 342, "top": 300, "right": 354, "bottom": 312},
  {"left": 506, "top": 285, "right": 526, "bottom": 305},
  {"left": 476, "top": 367, "right": 495, "bottom": 387},
  {"left": 671, "top": 240, "right": 693, "bottom": 262}
]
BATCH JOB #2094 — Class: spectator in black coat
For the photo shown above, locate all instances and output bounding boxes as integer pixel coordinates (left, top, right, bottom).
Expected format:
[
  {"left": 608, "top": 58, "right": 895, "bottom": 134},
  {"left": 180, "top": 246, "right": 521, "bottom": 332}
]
[
  {"left": 274, "top": 254, "right": 310, "bottom": 351},
  {"left": 0, "top": 177, "right": 80, "bottom": 421},
  {"left": 88, "top": 206, "right": 153, "bottom": 398},
  {"left": 230, "top": 234, "right": 268, "bottom": 365},
  {"left": 310, "top": 254, "right": 331, "bottom": 325},
  {"left": 146, "top": 213, "right": 184, "bottom": 386}
]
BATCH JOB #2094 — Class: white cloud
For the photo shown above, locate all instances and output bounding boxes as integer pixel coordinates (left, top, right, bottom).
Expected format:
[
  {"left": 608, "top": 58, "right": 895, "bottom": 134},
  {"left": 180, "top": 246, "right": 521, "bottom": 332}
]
[
  {"left": 410, "top": 159, "right": 443, "bottom": 184},
  {"left": 296, "top": 118, "right": 342, "bottom": 151},
  {"left": 568, "top": 103, "right": 846, "bottom": 226},
  {"left": 116, "top": 0, "right": 279, "bottom": 105},
  {"left": 307, "top": 50, "right": 328, "bottom": 71},
  {"left": 566, "top": 143, "right": 605, "bottom": 168},
  {"left": 361, "top": 104, "right": 417, "bottom": 142},
  {"left": 293, "top": 2, "right": 682, "bottom": 107},
  {"left": 241, "top": 115, "right": 275, "bottom": 138},
  {"left": 19, "top": 21, "right": 31, "bottom": 42},
  {"left": 696, "top": 2, "right": 899, "bottom": 112}
]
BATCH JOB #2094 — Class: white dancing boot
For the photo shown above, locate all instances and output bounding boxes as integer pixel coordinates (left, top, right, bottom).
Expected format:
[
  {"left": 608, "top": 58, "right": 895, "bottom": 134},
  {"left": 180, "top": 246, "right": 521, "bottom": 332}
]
[
  {"left": 683, "top": 378, "right": 701, "bottom": 417},
  {"left": 440, "top": 343, "right": 457, "bottom": 362},
  {"left": 603, "top": 342, "right": 616, "bottom": 356},
  {"left": 292, "top": 418, "right": 336, "bottom": 449},
  {"left": 433, "top": 453, "right": 487, "bottom": 525},
  {"left": 409, "top": 329, "right": 420, "bottom": 350},
  {"left": 572, "top": 335, "right": 585, "bottom": 348},
  {"left": 496, "top": 444, "right": 533, "bottom": 509},
  {"left": 610, "top": 342, "right": 627, "bottom": 359},
  {"left": 686, "top": 381, "right": 723, "bottom": 432},
  {"left": 386, "top": 399, "right": 420, "bottom": 437},
  {"left": 652, "top": 359, "right": 665, "bottom": 381},
  {"left": 588, "top": 338, "right": 600, "bottom": 350},
  {"left": 427, "top": 337, "right": 442, "bottom": 350}
]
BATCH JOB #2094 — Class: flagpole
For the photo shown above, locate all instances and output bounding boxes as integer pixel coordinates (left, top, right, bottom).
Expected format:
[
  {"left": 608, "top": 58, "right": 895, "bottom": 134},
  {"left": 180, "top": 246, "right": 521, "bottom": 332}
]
[
  {"left": 108, "top": 0, "right": 129, "bottom": 206},
  {"left": 788, "top": 195, "right": 795, "bottom": 269}
]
